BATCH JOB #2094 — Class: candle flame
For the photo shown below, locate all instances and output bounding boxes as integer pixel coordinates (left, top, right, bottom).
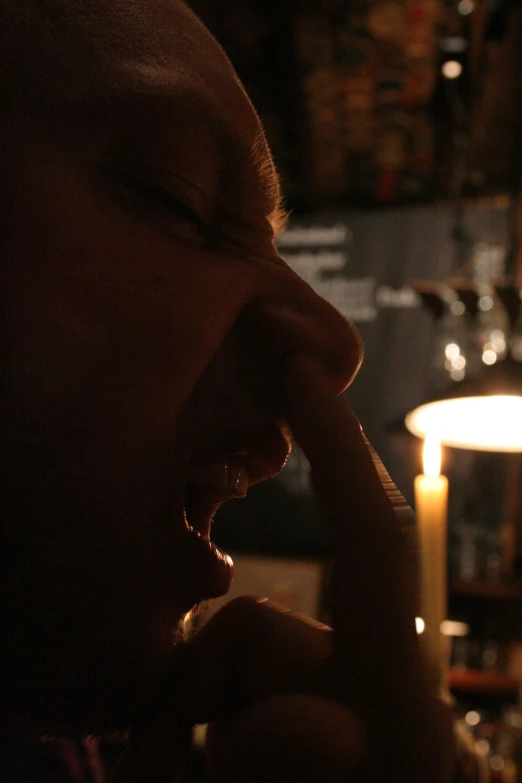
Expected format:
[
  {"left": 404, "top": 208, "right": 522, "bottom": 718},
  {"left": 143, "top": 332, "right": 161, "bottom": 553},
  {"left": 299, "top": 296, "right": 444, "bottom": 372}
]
[{"left": 423, "top": 435, "right": 441, "bottom": 477}]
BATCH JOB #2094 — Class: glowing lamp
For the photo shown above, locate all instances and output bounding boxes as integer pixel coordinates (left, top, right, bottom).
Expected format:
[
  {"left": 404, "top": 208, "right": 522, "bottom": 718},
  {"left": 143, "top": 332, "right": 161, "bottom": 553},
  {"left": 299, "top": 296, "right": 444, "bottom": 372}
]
[
  {"left": 406, "top": 395, "right": 522, "bottom": 452},
  {"left": 406, "top": 350, "right": 522, "bottom": 452}
]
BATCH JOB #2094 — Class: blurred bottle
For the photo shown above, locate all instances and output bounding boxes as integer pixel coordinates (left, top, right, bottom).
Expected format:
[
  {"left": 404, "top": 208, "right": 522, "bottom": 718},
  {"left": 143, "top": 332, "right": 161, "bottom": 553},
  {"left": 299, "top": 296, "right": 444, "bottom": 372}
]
[
  {"left": 510, "top": 300, "right": 522, "bottom": 363},
  {"left": 492, "top": 729, "right": 517, "bottom": 783},
  {"left": 485, "top": 528, "right": 503, "bottom": 583},
  {"left": 458, "top": 521, "right": 484, "bottom": 582},
  {"left": 430, "top": 296, "right": 470, "bottom": 390},
  {"left": 472, "top": 284, "right": 509, "bottom": 369},
  {"left": 481, "top": 617, "right": 503, "bottom": 674}
]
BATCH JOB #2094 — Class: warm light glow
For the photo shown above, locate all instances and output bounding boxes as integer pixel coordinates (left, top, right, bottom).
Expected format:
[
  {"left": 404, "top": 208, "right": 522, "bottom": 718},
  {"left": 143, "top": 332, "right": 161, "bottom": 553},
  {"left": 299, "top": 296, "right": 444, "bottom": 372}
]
[
  {"left": 450, "top": 367, "right": 465, "bottom": 381},
  {"left": 458, "top": 0, "right": 474, "bottom": 14},
  {"left": 445, "top": 342, "right": 460, "bottom": 360},
  {"left": 482, "top": 348, "right": 497, "bottom": 365},
  {"left": 478, "top": 294, "right": 493, "bottom": 311},
  {"left": 442, "top": 60, "right": 462, "bottom": 79},
  {"left": 450, "top": 300, "right": 465, "bottom": 316},
  {"left": 406, "top": 395, "right": 522, "bottom": 452},
  {"left": 423, "top": 435, "right": 441, "bottom": 477},
  {"left": 415, "top": 618, "right": 467, "bottom": 636},
  {"left": 192, "top": 724, "right": 208, "bottom": 747},
  {"left": 465, "top": 710, "right": 481, "bottom": 727},
  {"left": 476, "top": 739, "right": 490, "bottom": 756},
  {"left": 441, "top": 620, "right": 469, "bottom": 637}
]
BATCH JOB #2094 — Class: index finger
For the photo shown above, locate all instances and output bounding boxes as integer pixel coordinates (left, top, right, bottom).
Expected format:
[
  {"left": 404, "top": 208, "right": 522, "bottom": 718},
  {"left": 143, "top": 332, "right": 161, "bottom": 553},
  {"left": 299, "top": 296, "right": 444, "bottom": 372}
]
[{"left": 279, "top": 355, "right": 421, "bottom": 699}]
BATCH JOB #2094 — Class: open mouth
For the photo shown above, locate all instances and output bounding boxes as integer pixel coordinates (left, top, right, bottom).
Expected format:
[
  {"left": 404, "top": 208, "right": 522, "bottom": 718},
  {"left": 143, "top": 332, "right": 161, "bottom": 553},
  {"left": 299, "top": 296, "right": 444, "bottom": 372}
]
[
  {"left": 178, "top": 444, "right": 288, "bottom": 604},
  {"left": 184, "top": 456, "right": 250, "bottom": 538}
]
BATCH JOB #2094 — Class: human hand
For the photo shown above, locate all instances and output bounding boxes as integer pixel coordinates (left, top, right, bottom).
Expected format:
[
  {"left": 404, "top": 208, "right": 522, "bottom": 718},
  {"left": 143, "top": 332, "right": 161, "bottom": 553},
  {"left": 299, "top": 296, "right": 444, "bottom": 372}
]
[
  {"left": 201, "top": 355, "right": 454, "bottom": 782},
  {"left": 112, "top": 354, "right": 454, "bottom": 782},
  {"left": 271, "top": 354, "right": 454, "bottom": 781}
]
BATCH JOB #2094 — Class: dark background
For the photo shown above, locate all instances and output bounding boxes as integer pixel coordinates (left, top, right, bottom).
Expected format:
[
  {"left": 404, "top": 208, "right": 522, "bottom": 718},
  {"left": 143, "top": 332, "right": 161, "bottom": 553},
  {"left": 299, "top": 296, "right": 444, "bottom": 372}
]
[
  {"left": 183, "top": 0, "right": 522, "bottom": 569},
  {"left": 188, "top": 0, "right": 522, "bottom": 211}
]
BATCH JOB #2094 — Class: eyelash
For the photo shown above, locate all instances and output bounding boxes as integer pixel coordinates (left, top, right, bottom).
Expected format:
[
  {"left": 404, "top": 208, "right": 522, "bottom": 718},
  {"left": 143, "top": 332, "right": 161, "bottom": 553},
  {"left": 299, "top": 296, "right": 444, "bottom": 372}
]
[
  {"left": 133, "top": 180, "right": 207, "bottom": 234},
  {"left": 120, "top": 175, "right": 208, "bottom": 240}
]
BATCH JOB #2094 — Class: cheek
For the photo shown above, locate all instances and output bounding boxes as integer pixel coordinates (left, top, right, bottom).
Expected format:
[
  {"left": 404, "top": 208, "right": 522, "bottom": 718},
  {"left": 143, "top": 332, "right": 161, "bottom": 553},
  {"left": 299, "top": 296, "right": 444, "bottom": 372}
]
[
  {"left": 2, "top": 202, "right": 253, "bottom": 435},
  {"left": 1, "top": 132, "right": 255, "bottom": 414},
  {"left": 1, "top": 138, "right": 264, "bottom": 544}
]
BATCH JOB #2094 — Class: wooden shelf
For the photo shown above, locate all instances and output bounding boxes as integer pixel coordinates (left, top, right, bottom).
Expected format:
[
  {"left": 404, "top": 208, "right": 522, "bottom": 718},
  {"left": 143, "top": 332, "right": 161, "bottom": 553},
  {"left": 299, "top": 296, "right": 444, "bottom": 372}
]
[
  {"left": 450, "top": 580, "right": 522, "bottom": 600},
  {"left": 448, "top": 669, "right": 519, "bottom": 697}
]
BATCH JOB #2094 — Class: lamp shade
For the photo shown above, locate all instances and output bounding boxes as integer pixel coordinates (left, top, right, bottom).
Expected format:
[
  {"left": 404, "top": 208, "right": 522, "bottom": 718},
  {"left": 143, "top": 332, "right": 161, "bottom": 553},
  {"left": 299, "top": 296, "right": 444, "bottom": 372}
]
[
  {"left": 405, "top": 357, "right": 522, "bottom": 452},
  {"left": 405, "top": 395, "right": 522, "bottom": 452}
]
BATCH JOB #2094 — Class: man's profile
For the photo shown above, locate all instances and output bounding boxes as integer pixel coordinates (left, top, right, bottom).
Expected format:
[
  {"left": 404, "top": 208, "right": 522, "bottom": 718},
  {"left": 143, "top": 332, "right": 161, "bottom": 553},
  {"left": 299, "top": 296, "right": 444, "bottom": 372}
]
[{"left": 1, "top": 2, "right": 454, "bottom": 782}]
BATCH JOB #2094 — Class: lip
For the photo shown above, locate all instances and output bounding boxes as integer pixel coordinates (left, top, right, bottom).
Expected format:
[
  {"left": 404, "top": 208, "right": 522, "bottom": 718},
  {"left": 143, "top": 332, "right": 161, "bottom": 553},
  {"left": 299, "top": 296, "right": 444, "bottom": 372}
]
[
  {"left": 178, "top": 429, "right": 291, "bottom": 607},
  {"left": 178, "top": 527, "right": 235, "bottom": 610},
  {"left": 176, "top": 425, "right": 291, "bottom": 611},
  {"left": 184, "top": 482, "right": 243, "bottom": 538}
]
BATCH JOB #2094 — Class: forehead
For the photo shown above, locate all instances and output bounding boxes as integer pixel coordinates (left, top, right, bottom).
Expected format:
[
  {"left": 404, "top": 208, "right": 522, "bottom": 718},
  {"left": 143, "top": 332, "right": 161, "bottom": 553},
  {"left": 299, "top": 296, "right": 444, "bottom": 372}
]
[
  {"left": 7, "top": 0, "right": 283, "bottom": 229},
  {"left": 103, "top": 4, "right": 281, "bottom": 220},
  {"left": 119, "top": 65, "right": 259, "bottom": 178},
  {"left": 118, "top": 17, "right": 259, "bottom": 143}
]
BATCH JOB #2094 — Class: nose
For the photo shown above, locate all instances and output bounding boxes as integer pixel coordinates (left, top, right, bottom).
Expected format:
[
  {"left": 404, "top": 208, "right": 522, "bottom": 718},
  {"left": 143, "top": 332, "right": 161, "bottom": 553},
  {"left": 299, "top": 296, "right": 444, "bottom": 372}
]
[{"left": 242, "top": 259, "right": 363, "bottom": 397}]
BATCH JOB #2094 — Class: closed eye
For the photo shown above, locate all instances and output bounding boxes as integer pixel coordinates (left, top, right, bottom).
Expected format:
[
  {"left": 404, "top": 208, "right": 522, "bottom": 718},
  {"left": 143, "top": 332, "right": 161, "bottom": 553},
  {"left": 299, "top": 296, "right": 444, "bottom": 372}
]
[
  {"left": 108, "top": 167, "right": 209, "bottom": 242},
  {"left": 125, "top": 178, "right": 207, "bottom": 235}
]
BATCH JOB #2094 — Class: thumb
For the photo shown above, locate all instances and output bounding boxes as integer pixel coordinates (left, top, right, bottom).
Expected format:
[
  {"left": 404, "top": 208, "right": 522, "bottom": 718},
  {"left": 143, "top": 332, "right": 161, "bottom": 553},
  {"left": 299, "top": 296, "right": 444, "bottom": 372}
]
[{"left": 174, "top": 596, "right": 332, "bottom": 725}]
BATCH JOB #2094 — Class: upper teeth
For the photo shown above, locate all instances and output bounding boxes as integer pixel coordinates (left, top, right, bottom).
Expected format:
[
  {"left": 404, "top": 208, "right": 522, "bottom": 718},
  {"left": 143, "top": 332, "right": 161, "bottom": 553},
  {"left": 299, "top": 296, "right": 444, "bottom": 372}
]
[{"left": 190, "top": 458, "right": 249, "bottom": 498}]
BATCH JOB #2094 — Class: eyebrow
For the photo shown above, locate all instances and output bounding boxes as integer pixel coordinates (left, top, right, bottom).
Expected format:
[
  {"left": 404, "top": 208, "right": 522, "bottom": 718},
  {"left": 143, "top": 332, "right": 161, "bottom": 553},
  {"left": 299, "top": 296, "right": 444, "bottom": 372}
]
[
  {"left": 248, "top": 129, "right": 291, "bottom": 240},
  {"left": 119, "top": 69, "right": 291, "bottom": 238},
  {"left": 271, "top": 204, "right": 291, "bottom": 240}
]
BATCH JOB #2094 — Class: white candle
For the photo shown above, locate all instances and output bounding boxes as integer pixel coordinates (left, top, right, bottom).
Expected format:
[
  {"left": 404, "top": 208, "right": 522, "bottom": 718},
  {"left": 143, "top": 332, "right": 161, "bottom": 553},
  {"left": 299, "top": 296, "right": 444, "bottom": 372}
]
[{"left": 414, "top": 435, "right": 448, "bottom": 680}]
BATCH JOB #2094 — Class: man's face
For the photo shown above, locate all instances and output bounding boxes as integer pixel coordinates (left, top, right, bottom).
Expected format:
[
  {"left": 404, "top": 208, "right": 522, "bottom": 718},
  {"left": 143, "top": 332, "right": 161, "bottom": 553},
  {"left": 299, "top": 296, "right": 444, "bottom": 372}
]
[{"left": 0, "top": 1, "right": 360, "bottom": 734}]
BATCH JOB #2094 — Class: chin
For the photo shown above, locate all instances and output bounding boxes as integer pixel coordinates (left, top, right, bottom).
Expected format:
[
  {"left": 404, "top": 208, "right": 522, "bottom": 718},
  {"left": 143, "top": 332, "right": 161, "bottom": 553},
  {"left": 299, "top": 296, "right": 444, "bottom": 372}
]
[
  {"left": 84, "top": 614, "right": 194, "bottom": 737},
  {"left": 2, "top": 607, "right": 193, "bottom": 740}
]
